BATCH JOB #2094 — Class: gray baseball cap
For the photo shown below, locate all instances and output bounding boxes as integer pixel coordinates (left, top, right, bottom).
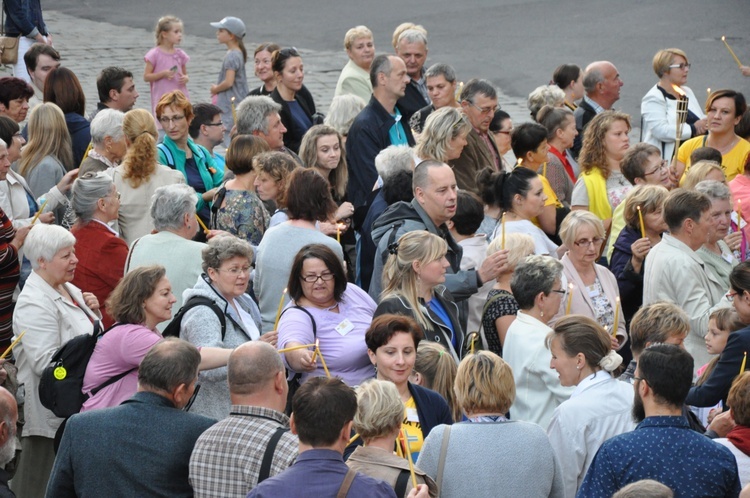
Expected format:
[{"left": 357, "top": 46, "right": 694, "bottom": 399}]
[{"left": 210, "top": 17, "right": 246, "bottom": 38}]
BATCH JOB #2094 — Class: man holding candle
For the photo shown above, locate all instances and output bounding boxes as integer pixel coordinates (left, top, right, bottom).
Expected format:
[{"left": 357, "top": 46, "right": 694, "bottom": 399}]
[
  {"left": 247, "top": 377, "right": 398, "bottom": 498},
  {"left": 643, "top": 189, "right": 728, "bottom": 374}
]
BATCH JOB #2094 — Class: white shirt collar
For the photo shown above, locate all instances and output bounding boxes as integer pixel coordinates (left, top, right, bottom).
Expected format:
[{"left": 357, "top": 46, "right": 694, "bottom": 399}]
[{"left": 571, "top": 369, "right": 611, "bottom": 399}]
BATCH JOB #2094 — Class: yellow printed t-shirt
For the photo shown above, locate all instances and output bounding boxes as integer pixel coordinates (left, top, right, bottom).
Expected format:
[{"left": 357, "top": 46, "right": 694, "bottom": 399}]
[
  {"left": 532, "top": 174, "right": 564, "bottom": 228},
  {"left": 678, "top": 135, "right": 750, "bottom": 183},
  {"left": 401, "top": 397, "right": 423, "bottom": 464}
]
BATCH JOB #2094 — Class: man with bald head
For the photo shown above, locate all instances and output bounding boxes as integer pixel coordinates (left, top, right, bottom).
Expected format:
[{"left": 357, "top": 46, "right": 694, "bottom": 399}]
[
  {"left": 0, "top": 386, "right": 17, "bottom": 496},
  {"left": 572, "top": 61, "right": 624, "bottom": 157},
  {"left": 189, "top": 342, "right": 298, "bottom": 497}
]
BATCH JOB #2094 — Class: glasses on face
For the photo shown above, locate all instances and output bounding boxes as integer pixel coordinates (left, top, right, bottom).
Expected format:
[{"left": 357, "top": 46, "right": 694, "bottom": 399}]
[
  {"left": 573, "top": 237, "right": 605, "bottom": 247},
  {"left": 219, "top": 266, "right": 251, "bottom": 277},
  {"left": 495, "top": 128, "right": 513, "bottom": 135},
  {"left": 159, "top": 115, "right": 186, "bottom": 125},
  {"left": 643, "top": 160, "right": 668, "bottom": 177},
  {"left": 550, "top": 288, "right": 568, "bottom": 297},
  {"left": 467, "top": 100, "right": 498, "bottom": 115},
  {"left": 301, "top": 272, "right": 335, "bottom": 283},
  {"left": 204, "top": 122, "right": 223, "bottom": 127},
  {"left": 727, "top": 291, "right": 742, "bottom": 302},
  {"left": 111, "top": 191, "right": 121, "bottom": 200},
  {"left": 668, "top": 63, "right": 691, "bottom": 70}
]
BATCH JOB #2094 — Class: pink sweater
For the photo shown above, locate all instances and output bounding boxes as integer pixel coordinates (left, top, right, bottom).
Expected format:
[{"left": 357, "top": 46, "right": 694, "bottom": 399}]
[{"left": 80, "top": 323, "right": 162, "bottom": 412}]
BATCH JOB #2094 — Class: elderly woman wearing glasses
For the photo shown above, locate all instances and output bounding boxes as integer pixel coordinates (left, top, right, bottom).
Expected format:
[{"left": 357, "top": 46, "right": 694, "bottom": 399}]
[
  {"left": 552, "top": 211, "right": 626, "bottom": 350},
  {"left": 179, "top": 234, "right": 270, "bottom": 420},
  {"left": 69, "top": 172, "right": 127, "bottom": 328},
  {"left": 155, "top": 90, "right": 224, "bottom": 231},
  {"left": 270, "top": 47, "right": 317, "bottom": 154},
  {"left": 641, "top": 48, "right": 707, "bottom": 162}
]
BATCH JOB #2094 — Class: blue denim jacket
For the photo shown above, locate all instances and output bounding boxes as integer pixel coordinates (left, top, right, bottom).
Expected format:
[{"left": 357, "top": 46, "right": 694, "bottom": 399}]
[{"left": 3, "top": 0, "right": 46, "bottom": 38}]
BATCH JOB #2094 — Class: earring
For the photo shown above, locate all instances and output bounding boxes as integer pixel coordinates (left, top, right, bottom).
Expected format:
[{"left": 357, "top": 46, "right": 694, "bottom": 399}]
[{"left": 540, "top": 310, "right": 544, "bottom": 318}]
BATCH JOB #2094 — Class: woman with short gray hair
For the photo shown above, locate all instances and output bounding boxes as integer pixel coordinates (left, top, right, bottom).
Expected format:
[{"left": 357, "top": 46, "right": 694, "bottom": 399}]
[
  {"left": 180, "top": 234, "right": 272, "bottom": 419},
  {"left": 125, "top": 183, "right": 206, "bottom": 327},
  {"left": 502, "top": 255, "right": 574, "bottom": 429},
  {"left": 695, "top": 180, "right": 739, "bottom": 292},
  {"left": 79, "top": 109, "right": 127, "bottom": 175},
  {"left": 70, "top": 171, "right": 127, "bottom": 327}
]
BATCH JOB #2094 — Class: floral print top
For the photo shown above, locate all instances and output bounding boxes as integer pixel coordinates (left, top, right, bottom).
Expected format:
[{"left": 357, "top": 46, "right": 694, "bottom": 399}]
[{"left": 214, "top": 189, "right": 270, "bottom": 246}]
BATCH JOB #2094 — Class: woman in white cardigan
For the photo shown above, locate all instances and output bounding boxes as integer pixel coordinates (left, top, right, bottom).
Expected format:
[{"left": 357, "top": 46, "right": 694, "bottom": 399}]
[
  {"left": 641, "top": 48, "right": 706, "bottom": 161},
  {"left": 503, "top": 255, "right": 574, "bottom": 430},
  {"left": 546, "top": 315, "right": 635, "bottom": 498},
  {"left": 11, "top": 224, "right": 101, "bottom": 497}
]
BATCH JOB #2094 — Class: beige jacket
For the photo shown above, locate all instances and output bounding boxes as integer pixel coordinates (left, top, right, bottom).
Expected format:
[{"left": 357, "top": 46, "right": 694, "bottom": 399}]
[
  {"left": 346, "top": 445, "right": 439, "bottom": 498},
  {"left": 13, "top": 271, "right": 100, "bottom": 438}
]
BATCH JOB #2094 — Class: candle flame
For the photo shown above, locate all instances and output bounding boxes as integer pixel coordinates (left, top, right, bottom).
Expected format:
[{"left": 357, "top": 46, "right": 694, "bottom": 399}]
[
  {"left": 672, "top": 84, "right": 686, "bottom": 97},
  {"left": 722, "top": 35, "right": 726, "bottom": 41}
]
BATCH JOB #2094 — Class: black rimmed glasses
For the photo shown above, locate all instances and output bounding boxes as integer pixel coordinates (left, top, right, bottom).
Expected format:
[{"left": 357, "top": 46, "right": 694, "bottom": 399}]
[
  {"left": 301, "top": 273, "right": 335, "bottom": 283},
  {"left": 643, "top": 160, "right": 668, "bottom": 177}
]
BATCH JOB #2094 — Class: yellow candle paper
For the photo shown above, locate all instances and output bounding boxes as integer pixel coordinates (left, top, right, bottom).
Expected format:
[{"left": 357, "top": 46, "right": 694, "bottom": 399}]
[
  {"left": 566, "top": 283, "right": 574, "bottom": 315},
  {"left": 0, "top": 330, "right": 25, "bottom": 360},
  {"left": 195, "top": 214, "right": 209, "bottom": 235},
  {"left": 741, "top": 351, "right": 747, "bottom": 375},
  {"left": 31, "top": 198, "right": 48, "bottom": 225},
  {"left": 399, "top": 429, "right": 418, "bottom": 489},
  {"left": 276, "top": 343, "right": 316, "bottom": 354},
  {"left": 612, "top": 297, "right": 620, "bottom": 338},
  {"left": 637, "top": 206, "right": 646, "bottom": 238},
  {"left": 316, "top": 343, "right": 331, "bottom": 378},
  {"left": 272, "top": 288, "right": 287, "bottom": 330},
  {"left": 501, "top": 212, "right": 506, "bottom": 250},
  {"left": 722, "top": 36, "right": 744, "bottom": 68}
]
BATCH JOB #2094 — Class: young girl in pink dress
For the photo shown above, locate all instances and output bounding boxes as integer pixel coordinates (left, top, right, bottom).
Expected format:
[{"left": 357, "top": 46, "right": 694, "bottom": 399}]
[{"left": 144, "top": 16, "right": 190, "bottom": 122}]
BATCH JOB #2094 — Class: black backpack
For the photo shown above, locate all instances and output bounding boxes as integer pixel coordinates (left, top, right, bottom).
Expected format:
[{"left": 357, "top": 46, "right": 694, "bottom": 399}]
[
  {"left": 39, "top": 323, "right": 136, "bottom": 418},
  {"left": 162, "top": 295, "right": 226, "bottom": 340}
]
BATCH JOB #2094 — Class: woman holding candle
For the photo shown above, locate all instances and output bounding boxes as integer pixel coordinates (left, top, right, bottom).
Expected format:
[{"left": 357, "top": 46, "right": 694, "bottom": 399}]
[
  {"left": 641, "top": 48, "right": 707, "bottom": 161},
  {"left": 82, "top": 265, "right": 232, "bottom": 412},
  {"left": 610, "top": 185, "right": 669, "bottom": 330},
  {"left": 255, "top": 168, "right": 343, "bottom": 332},
  {"left": 69, "top": 172, "right": 128, "bottom": 328},
  {"left": 673, "top": 89, "right": 750, "bottom": 184},
  {"left": 481, "top": 233, "right": 536, "bottom": 357},
  {"left": 278, "top": 243, "right": 374, "bottom": 386},
  {"left": 695, "top": 180, "right": 740, "bottom": 291},
  {"left": 416, "top": 351, "right": 565, "bottom": 497},
  {"left": 270, "top": 48, "right": 317, "bottom": 154},
  {"left": 571, "top": 111, "right": 633, "bottom": 230},
  {"left": 552, "top": 211, "right": 627, "bottom": 350},
  {"left": 112, "top": 109, "right": 185, "bottom": 246},
  {"left": 11, "top": 224, "right": 101, "bottom": 496},
  {"left": 347, "top": 379, "right": 439, "bottom": 497},
  {"left": 478, "top": 167, "right": 558, "bottom": 257},
  {"left": 180, "top": 235, "right": 270, "bottom": 420},
  {"left": 364, "top": 314, "right": 452, "bottom": 461},
  {"left": 503, "top": 255, "right": 574, "bottom": 429},
  {"left": 546, "top": 316, "right": 634, "bottom": 498},
  {"left": 374, "top": 231, "right": 464, "bottom": 361}
]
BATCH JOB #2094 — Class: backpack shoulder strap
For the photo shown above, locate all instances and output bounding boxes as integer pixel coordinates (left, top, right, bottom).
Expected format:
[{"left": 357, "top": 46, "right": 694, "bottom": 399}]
[
  {"left": 394, "top": 469, "right": 411, "bottom": 498},
  {"left": 172, "top": 296, "right": 227, "bottom": 340},
  {"left": 210, "top": 184, "right": 228, "bottom": 229},
  {"left": 257, "top": 426, "right": 289, "bottom": 484},
  {"left": 336, "top": 468, "right": 357, "bottom": 498},
  {"left": 157, "top": 143, "right": 175, "bottom": 168},
  {"left": 279, "top": 305, "right": 317, "bottom": 338}
]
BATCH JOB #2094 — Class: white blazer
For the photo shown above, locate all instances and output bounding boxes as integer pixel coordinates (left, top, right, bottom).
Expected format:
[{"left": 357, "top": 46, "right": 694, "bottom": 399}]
[{"left": 641, "top": 84, "right": 705, "bottom": 160}]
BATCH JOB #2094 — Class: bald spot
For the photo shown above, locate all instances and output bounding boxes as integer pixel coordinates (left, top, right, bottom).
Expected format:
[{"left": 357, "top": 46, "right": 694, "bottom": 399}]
[{"left": 228, "top": 342, "right": 285, "bottom": 395}]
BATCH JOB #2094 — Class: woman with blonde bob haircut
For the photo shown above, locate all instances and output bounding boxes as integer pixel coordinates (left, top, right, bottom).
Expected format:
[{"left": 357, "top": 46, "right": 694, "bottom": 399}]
[
  {"left": 347, "top": 379, "right": 439, "bottom": 497},
  {"left": 482, "top": 233, "right": 535, "bottom": 356},
  {"left": 18, "top": 103, "right": 75, "bottom": 222},
  {"left": 546, "top": 315, "right": 634, "bottom": 498},
  {"left": 375, "top": 230, "right": 463, "bottom": 361},
  {"left": 414, "top": 107, "right": 472, "bottom": 164},
  {"left": 112, "top": 108, "right": 185, "bottom": 245},
  {"left": 681, "top": 160, "right": 727, "bottom": 190},
  {"left": 572, "top": 110, "right": 633, "bottom": 227},
  {"left": 610, "top": 185, "right": 669, "bottom": 328},
  {"left": 554, "top": 211, "right": 627, "bottom": 348},
  {"left": 416, "top": 351, "right": 565, "bottom": 497}
]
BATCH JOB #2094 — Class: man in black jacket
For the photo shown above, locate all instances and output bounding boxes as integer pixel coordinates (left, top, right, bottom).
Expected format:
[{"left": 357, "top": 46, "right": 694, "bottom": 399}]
[{"left": 572, "top": 61, "right": 623, "bottom": 157}]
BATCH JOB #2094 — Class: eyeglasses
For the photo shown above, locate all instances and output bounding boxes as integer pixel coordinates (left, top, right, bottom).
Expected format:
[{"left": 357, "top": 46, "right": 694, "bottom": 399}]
[
  {"left": 278, "top": 47, "right": 300, "bottom": 58},
  {"left": 183, "top": 383, "right": 200, "bottom": 412},
  {"left": 573, "top": 237, "right": 605, "bottom": 247},
  {"left": 727, "top": 291, "right": 741, "bottom": 302},
  {"left": 219, "top": 266, "right": 251, "bottom": 276},
  {"left": 466, "top": 100, "right": 498, "bottom": 115},
  {"left": 668, "top": 63, "right": 691, "bottom": 70},
  {"left": 495, "top": 129, "right": 513, "bottom": 135},
  {"left": 111, "top": 191, "right": 121, "bottom": 200},
  {"left": 204, "top": 122, "right": 223, "bottom": 127},
  {"left": 301, "top": 273, "right": 335, "bottom": 283},
  {"left": 550, "top": 288, "right": 568, "bottom": 297},
  {"left": 643, "top": 160, "right": 668, "bottom": 177},
  {"left": 159, "top": 115, "right": 186, "bottom": 125}
]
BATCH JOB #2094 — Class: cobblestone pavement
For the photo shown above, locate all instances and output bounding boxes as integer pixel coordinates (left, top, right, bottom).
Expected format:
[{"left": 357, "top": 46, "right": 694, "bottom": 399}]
[{"left": 0, "top": 10, "right": 530, "bottom": 126}]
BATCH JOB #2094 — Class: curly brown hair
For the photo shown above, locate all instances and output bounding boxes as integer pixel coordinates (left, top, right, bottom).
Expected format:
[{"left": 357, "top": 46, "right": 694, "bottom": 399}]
[
  {"left": 579, "top": 110, "right": 631, "bottom": 179},
  {"left": 120, "top": 109, "right": 158, "bottom": 188}
]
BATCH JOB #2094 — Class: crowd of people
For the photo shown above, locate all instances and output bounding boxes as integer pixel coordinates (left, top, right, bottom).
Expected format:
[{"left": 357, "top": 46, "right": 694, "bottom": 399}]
[{"left": 1, "top": 3, "right": 750, "bottom": 497}]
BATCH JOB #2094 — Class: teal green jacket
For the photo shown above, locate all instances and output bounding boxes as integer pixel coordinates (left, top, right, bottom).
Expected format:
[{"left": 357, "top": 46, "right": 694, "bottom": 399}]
[{"left": 157, "top": 136, "right": 223, "bottom": 213}]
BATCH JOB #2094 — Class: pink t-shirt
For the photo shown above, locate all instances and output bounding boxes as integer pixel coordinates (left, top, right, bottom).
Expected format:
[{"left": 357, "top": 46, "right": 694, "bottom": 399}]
[
  {"left": 80, "top": 323, "right": 162, "bottom": 412},
  {"left": 144, "top": 46, "right": 190, "bottom": 116}
]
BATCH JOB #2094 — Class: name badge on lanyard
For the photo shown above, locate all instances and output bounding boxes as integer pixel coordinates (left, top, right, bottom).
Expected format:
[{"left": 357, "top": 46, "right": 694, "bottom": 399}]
[{"left": 335, "top": 318, "right": 354, "bottom": 336}]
